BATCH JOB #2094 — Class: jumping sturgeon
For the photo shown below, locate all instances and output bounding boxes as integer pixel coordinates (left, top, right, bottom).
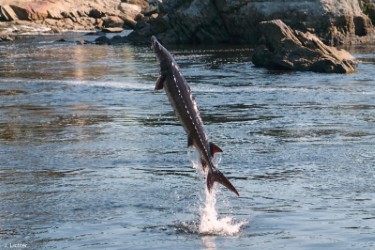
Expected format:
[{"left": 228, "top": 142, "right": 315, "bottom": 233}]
[{"left": 151, "top": 36, "right": 239, "bottom": 197}]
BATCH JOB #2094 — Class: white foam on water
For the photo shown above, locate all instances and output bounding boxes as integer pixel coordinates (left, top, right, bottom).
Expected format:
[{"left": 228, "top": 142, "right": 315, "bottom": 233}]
[
  {"left": 199, "top": 187, "right": 246, "bottom": 236},
  {"left": 188, "top": 149, "right": 247, "bottom": 236}
]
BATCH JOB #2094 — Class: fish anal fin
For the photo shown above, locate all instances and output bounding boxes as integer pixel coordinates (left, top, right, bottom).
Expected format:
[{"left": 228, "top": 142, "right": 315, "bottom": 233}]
[
  {"left": 200, "top": 158, "right": 207, "bottom": 172},
  {"left": 209, "top": 142, "right": 223, "bottom": 157}
]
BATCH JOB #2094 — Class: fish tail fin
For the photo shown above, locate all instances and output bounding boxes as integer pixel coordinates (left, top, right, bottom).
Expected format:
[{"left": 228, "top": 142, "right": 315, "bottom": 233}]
[{"left": 207, "top": 169, "right": 239, "bottom": 197}]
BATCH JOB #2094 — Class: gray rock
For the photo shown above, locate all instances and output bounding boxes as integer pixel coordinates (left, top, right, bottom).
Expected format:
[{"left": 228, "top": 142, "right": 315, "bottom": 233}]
[
  {"left": 217, "top": 0, "right": 373, "bottom": 45},
  {"left": 361, "top": 0, "right": 375, "bottom": 24},
  {"left": 251, "top": 20, "right": 356, "bottom": 73},
  {"left": 103, "top": 16, "right": 125, "bottom": 28},
  {"left": 128, "top": 0, "right": 374, "bottom": 45},
  {"left": 88, "top": 8, "right": 105, "bottom": 19}
]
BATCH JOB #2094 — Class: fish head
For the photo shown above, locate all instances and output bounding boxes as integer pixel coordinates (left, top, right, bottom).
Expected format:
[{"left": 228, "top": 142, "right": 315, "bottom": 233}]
[{"left": 151, "top": 36, "right": 172, "bottom": 72}]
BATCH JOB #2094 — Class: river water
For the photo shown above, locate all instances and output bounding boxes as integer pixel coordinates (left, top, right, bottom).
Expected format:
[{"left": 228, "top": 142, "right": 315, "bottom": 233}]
[{"left": 0, "top": 34, "right": 374, "bottom": 249}]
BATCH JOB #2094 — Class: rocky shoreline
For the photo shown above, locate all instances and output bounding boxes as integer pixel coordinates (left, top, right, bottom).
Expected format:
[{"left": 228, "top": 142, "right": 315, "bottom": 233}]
[
  {"left": 1, "top": 0, "right": 374, "bottom": 73},
  {"left": 0, "top": 0, "right": 153, "bottom": 42}
]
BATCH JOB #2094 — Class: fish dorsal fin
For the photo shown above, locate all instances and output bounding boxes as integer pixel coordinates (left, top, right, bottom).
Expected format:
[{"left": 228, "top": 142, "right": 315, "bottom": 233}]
[{"left": 209, "top": 142, "right": 223, "bottom": 157}]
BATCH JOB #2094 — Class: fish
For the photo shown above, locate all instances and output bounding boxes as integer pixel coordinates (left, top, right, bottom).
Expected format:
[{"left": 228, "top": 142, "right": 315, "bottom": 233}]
[{"left": 151, "top": 36, "right": 239, "bottom": 197}]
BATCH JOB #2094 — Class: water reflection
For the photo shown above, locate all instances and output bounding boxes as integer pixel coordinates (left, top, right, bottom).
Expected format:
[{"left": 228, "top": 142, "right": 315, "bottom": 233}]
[
  {"left": 341, "top": 44, "right": 375, "bottom": 62},
  {"left": 0, "top": 89, "right": 27, "bottom": 96},
  {"left": 201, "top": 236, "right": 216, "bottom": 250},
  {"left": 0, "top": 104, "right": 111, "bottom": 142},
  {"left": 0, "top": 42, "right": 140, "bottom": 81}
]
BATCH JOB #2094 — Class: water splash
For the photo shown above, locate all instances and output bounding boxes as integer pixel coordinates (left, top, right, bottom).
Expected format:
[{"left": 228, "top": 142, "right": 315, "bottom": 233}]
[
  {"left": 187, "top": 148, "right": 247, "bottom": 236},
  {"left": 199, "top": 187, "right": 246, "bottom": 236}
]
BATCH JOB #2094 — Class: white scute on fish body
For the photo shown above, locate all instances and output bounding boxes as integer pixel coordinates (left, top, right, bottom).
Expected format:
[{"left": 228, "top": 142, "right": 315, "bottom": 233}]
[{"left": 170, "top": 65, "right": 208, "bottom": 159}]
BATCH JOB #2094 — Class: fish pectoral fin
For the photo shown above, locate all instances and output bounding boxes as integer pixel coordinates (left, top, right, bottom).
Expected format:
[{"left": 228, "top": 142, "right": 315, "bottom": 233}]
[
  {"left": 154, "top": 74, "right": 166, "bottom": 90},
  {"left": 187, "top": 135, "right": 194, "bottom": 147},
  {"left": 209, "top": 142, "right": 223, "bottom": 157}
]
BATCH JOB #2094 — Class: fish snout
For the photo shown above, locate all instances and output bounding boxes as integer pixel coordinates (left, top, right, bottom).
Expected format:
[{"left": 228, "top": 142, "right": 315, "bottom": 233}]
[{"left": 151, "top": 36, "right": 160, "bottom": 51}]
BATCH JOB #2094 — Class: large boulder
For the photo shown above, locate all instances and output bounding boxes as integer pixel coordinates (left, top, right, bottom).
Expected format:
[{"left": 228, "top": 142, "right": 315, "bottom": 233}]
[
  {"left": 118, "top": 2, "right": 142, "bottom": 19},
  {"left": 216, "top": 0, "right": 373, "bottom": 45},
  {"left": 251, "top": 20, "right": 356, "bottom": 73},
  {"left": 128, "top": 0, "right": 229, "bottom": 44},
  {"left": 129, "top": 0, "right": 374, "bottom": 45}
]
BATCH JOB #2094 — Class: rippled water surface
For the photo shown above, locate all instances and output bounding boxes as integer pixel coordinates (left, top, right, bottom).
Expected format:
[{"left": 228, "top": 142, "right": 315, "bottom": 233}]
[{"left": 0, "top": 36, "right": 374, "bottom": 249}]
